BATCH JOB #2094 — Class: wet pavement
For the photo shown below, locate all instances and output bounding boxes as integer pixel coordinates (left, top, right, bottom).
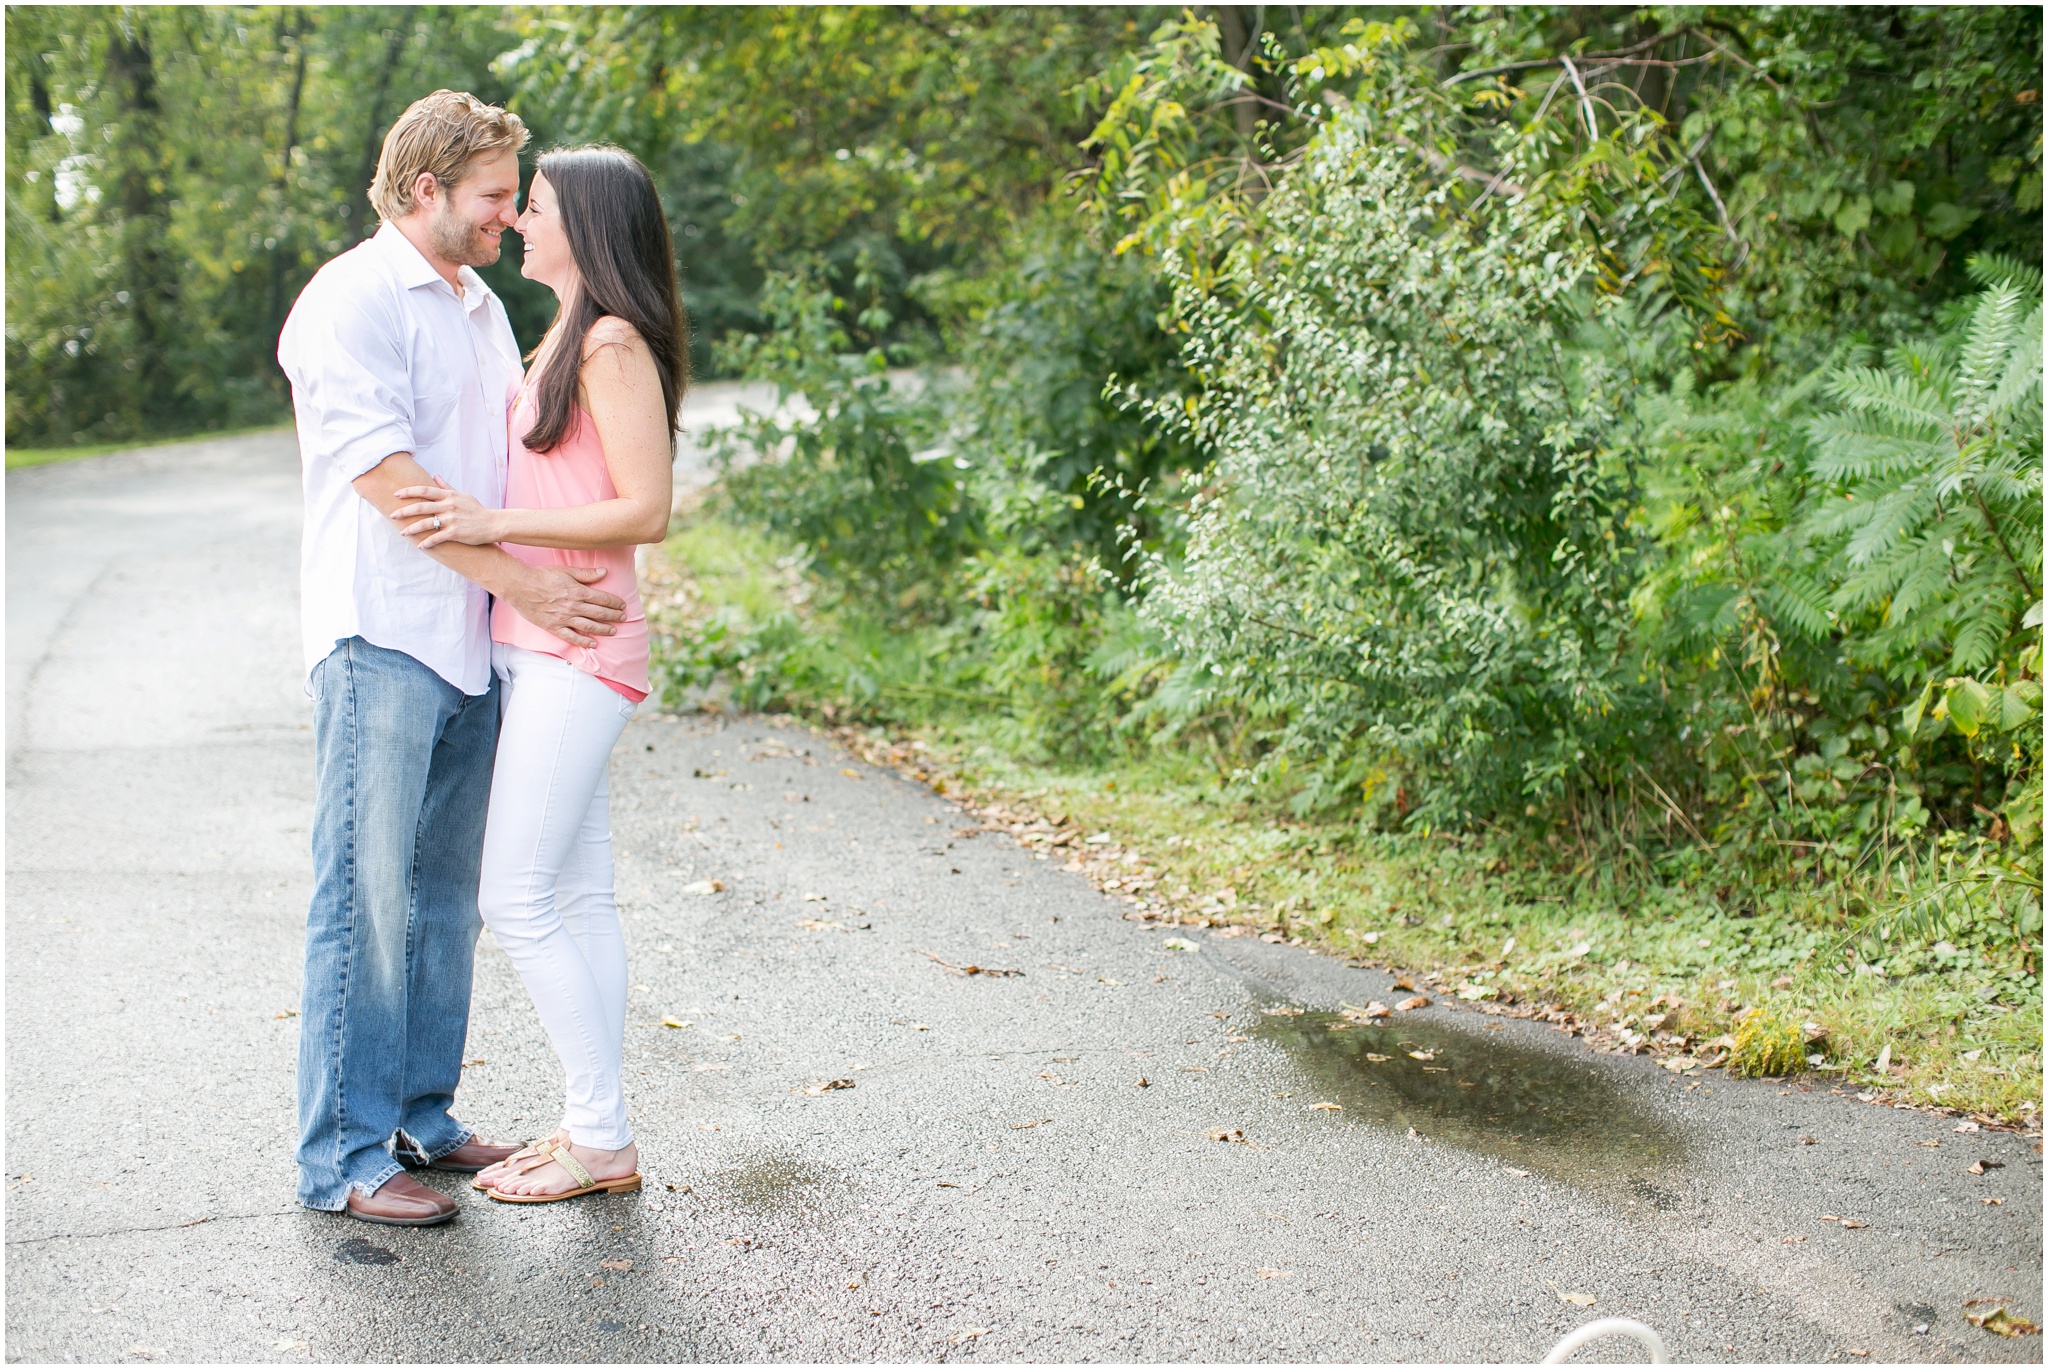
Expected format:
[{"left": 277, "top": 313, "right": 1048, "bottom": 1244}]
[
  {"left": 1251, "top": 1009, "right": 1688, "bottom": 1197},
  {"left": 7, "top": 432, "right": 2043, "bottom": 1363}
]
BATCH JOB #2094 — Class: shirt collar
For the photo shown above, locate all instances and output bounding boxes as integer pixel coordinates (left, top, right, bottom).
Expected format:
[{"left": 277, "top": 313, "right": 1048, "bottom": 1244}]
[{"left": 372, "top": 221, "right": 497, "bottom": 312}]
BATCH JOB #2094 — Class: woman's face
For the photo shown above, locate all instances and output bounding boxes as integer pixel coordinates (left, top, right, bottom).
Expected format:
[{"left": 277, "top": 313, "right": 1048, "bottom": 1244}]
[{"left": 514, "top": 172, "right": 578, "bottom": 297}]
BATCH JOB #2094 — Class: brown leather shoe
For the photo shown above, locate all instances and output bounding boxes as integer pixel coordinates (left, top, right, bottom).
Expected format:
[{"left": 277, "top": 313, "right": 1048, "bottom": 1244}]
[
  {"left": 393, "top": 1132, "right": 522, "bottom": 1173},
  {"left": 418, "top": 1137, "right": 522, "bottom": 1173},
  {"left": 346, "top": 1171, "right": 457, "bottom": 1227}
]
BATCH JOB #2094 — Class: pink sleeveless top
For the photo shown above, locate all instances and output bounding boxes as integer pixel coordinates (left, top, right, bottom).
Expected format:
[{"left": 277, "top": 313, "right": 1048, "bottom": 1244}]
[{"left": 490, "top": 382, "right": 650, "bottom": 701}]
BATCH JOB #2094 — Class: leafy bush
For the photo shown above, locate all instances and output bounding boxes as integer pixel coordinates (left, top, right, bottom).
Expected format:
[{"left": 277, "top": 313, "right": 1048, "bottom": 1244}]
[
  {"left": 1131, "top": 84, "right": 1676, "bottom": 825},
  {"left": 711, "top": 265, "right": 972, "bottom": 612},
  {"left": 1728, "top": 1007, "right": 1806, "bottom": 1078}
]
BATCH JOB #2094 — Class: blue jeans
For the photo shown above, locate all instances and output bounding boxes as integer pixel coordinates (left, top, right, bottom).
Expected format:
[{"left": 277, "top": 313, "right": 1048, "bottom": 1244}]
[{"left": 297, "top": 637, "right": 499, "bottom": 1210}]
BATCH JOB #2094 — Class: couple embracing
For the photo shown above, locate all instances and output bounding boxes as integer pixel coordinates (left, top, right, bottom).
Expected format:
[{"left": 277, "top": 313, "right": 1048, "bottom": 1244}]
[{"left": 277, "top": 90, "right": 681, "bottom": 1224}]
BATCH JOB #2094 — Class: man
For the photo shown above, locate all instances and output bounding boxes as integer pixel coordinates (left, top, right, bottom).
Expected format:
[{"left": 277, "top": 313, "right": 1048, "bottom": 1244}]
[{"left": 277, "top": 90, "right": 625, "bottom": 1226}]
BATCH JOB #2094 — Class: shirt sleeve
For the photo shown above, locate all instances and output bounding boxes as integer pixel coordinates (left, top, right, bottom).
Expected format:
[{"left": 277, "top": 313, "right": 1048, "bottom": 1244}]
[{"left": 277, "top": 280, "right": 415, "bottom": 482}]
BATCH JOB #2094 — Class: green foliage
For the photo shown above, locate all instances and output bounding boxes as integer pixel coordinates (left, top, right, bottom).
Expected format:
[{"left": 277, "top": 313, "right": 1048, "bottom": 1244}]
[
  {"left": 710, "top": 265, "right": 972, "bottom": 610},
  {"left": 1126, "top": 32, "right": 1704, "bottom": 823},
  {"left": 1802, "top": 254, "right": 2042, "bottom": 683},
  {"left": 1728, "top": 1006, "right": 1805, "bottom": 1078}
]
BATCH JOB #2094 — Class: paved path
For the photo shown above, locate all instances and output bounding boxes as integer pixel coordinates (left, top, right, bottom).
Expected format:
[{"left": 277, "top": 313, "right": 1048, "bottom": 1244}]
[{"left": 6, "top": 433, "right": 2041, "bottom": 1364}]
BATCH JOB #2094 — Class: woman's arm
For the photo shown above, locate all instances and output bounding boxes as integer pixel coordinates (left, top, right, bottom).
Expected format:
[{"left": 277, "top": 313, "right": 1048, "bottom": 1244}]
[{"left": 394, "top": 317, "right": 673, "bottom": 551}]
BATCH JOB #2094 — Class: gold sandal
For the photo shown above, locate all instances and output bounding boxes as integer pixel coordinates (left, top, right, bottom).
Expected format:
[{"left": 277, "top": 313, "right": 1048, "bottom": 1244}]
[
  {"left": 484, "top": 1139, "right": 642, "bottom": 1204},
  {"left": 470, "top": 1141, "right": 548, "bottom": 1191}
]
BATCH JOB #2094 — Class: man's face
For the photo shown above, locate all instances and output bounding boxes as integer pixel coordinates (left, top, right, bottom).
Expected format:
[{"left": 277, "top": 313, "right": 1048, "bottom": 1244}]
[{"left": 423, "top": 149, "right": 521, "bottom": 269}]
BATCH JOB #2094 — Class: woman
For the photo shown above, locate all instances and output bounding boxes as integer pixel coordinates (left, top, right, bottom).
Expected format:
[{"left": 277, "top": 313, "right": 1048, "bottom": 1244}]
[{"left": 389, "top": 145, "right": 684, "bottom": 1203}]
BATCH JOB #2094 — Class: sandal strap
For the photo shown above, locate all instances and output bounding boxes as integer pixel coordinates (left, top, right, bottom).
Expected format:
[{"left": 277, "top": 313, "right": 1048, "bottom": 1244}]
[
  {"left": 498, "top": 1145, "right": 556, "bottom": 1177},
  {"left": 539, "top": 1140, "right": 596, "bottom": 1190}
]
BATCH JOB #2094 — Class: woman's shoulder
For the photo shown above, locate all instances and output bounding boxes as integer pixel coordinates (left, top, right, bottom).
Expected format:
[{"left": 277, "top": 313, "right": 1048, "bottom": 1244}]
[{"left": 581, "top": 314, "right": 648, "bottom": 359}]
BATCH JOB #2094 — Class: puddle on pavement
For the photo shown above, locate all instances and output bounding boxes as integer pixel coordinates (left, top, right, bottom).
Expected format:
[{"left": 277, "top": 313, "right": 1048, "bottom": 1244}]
[{"left": 1255, "top": 1009, "right": 1687, "bottom": 1197}]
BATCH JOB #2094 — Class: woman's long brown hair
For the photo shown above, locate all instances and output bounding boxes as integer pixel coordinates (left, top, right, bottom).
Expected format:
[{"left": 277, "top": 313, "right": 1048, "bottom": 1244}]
[{"left": 523, "top": 145, "right": 688, "bottom": 453}]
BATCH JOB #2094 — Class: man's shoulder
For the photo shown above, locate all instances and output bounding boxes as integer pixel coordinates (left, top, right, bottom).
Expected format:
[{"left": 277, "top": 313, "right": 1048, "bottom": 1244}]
[
  {"left": 300, "top": 237, "right": 404, "bottom": 304},
  {"left": 282, "top": 239, "right": 407, "bottom": 356}
]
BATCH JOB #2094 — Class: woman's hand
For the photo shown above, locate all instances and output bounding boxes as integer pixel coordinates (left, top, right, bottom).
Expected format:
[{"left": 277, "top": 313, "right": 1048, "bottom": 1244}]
[{"left": 390, "top": 476, "right": 503, "bottom": 550}]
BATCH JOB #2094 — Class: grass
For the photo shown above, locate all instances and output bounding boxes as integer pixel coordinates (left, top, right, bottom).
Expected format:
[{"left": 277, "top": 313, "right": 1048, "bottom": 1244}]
[
  {"left": 5, "top": 421, "right": 292, "bottom": 469},
  {"left": 648, "top": 507, "right": 2045, "bottom": 1127}
]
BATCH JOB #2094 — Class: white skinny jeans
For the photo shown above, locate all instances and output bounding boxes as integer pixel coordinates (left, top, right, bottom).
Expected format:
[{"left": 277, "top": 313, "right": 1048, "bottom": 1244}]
[{"left": 478, "top": 643, "right": 637, "bottom": 1150}]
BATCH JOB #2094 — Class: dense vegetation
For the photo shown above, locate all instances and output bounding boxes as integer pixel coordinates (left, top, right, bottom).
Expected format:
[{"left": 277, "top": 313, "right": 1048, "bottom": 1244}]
[{"left": 8, "top": 7, "right": 2040, "bottom": 1107}]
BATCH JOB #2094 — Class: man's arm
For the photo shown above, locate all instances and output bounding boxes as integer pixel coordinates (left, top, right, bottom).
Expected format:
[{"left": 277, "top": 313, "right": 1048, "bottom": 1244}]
[{"left": 353, "top": 453, "right": 625, "bottom": 647}]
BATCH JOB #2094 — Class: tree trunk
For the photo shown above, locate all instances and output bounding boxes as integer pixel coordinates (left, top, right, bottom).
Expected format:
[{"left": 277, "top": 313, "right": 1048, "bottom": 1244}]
[
  {"left": 346, "top": 13, "right": 412, "bottom": 246},
  {"left": 268, "top": 13, "right": 311, "bottom": 338},
  {"left": 103, "top": 16, "right": 179, "bottom": 427},
  {"left": 1211, "top": 5, "right": 1262, "bottom": 140}
]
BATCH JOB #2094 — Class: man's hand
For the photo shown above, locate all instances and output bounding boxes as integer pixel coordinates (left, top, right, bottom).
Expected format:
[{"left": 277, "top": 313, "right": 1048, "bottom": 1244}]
[
  {"left": 353, "top": 453, "right": 624, "bottom": 648},
  {"left": 500, "top": 563, "right": 626, "bottom": 649}
]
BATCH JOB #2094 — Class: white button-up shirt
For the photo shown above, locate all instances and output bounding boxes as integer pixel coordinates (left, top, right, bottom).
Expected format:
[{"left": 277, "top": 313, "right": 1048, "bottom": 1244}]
[{"left": 278, "top": 222, "right": 524, "bottom": 695}]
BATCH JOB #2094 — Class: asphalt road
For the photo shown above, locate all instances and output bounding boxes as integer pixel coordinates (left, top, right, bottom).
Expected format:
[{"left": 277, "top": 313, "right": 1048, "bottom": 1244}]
[{"left": 6, "top": 431, "right": 2042, "bottom": 1364}]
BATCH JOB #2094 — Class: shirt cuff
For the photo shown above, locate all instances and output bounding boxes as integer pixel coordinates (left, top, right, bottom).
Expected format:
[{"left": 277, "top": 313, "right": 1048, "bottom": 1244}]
[{"left": 326, "top": 423, "right": 415, "bottom": 482}]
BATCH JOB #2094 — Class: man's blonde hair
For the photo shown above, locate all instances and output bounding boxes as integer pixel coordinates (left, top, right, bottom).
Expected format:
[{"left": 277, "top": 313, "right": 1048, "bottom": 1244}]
[{"left": 368, "top": 89, "right": 530, "bottom": 221}]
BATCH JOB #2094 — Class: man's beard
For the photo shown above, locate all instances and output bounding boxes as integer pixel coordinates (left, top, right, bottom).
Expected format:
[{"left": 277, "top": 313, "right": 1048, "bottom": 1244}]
[{"left": 427, "top": 201, "right": 501, "bottom": 269}]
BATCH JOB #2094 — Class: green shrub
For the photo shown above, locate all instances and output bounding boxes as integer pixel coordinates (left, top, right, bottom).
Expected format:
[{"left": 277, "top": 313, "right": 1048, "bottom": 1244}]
[{"left": 1728, "top": 1007, "right": 1806, "bottom": 1078}]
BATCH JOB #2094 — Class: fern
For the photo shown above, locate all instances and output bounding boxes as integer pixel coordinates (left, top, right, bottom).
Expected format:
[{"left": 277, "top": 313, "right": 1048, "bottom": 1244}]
[{"left": 1800, "top": 273, "right": 2044, "bottom": 683}]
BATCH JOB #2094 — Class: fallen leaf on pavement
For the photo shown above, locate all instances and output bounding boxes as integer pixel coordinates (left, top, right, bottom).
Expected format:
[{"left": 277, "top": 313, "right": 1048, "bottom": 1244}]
[
  {"left": 1839, "top": 1219, "right": 1869, "bottom": 1229},
  {"left": 1256, "top": 1268, "right": 1294, "bottom": 1280},
  {"left": 1798, "top": 1135, "right": 1816, "bottom": 1145},
  {"left": 1914, "top": 1139, "right": 1940, "bottom": 1148},
  {"left": 802, "top": 891, "right": 828, "bottom": 902},
  {"left": 1982, "top": 1197, "right": 2004, "bottom": 1206},
  {"left": 599, "top": 1259, "right": 632, "bottom": 1271},
  {"left": 275, "top": 1010, "right": 298, "bottom": 1019},
  {"left": 1965, "top": 1302, "right": 2041, "bottom": 1337},
  {"left": 1011, "top": 1118, "right": 1049, "bottom": 1129},
  {"left": 1504, "top": 1167, "right": 1529, "bottom": 1177},
  {"left": 1845, "top": 1349, "right": 1869, "bottom": 1357},
  {"left": 661, "top": 1016, "right": 690, "bottom": 1029},
  {"left": 841, "top": 768, "right": 863, "bottom": 779},
  {"left": 919, "top": 950, "right": 1023, "bottom": 978},
  {"left": 1782, "top": 1235, "right": 1806, "bottom": 1244},
  {"left": 270, "top": 1340, "right": 308, "bottom": 1353},
  {"left": 1955, "top": 1120, "right": 1981, "bottom": 1133},
  {"left": 1364, "top": 1052, "right": 1391, "bottom": 1062},
  {"left": 1207, "top": 1127, "right": 1246, "bottom": 1144},
  {"left": 1968, "top": 1159, "right": 2004, "bottom": 1175},
  {"left": 1342, "top": 1001, "right": 1391, "bottom": 1021},
  {"left": 1558, "top": 1291, "right": 1596, "bottom": 1307},
  {"left": 1310, "top": 1102, "right": 1343, "bottom": 1111},
  {"left": 1161, "top": 937, "right": 1201, "bottom": 952},
  {"left": 1394, "top": 996, "right": 1431, "bottom": 1012},
  {"left": 950, "top": 1327, "right": 992, "bottom": 1345},
  {"left": 1393, "top": 975, "right": 1419, "bottom": 991},
  {"left": 1134, "top": 1078, "right": 1149, "bottom": 1088},
  {"left": 803, "top": 1079, "right": 856, "bottom": 1095},
  {"left": 679, "top": 879, "right": 724, "bottom": 894},
  {"left": 1457, "top": 983, "right": 1497, "bottom": 1000}
]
